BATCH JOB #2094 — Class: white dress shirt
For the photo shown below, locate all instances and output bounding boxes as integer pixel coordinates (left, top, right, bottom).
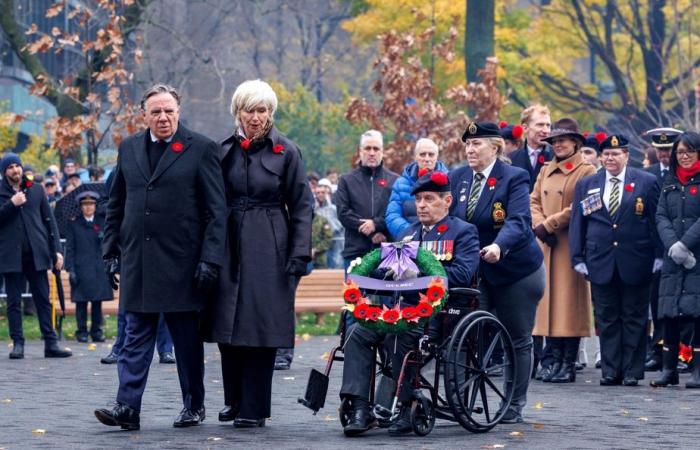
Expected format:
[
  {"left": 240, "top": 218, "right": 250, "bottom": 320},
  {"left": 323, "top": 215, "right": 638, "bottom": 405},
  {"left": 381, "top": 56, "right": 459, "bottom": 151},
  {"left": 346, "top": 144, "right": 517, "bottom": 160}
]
[
  {"left": 471, "top": 158, "right": 497, "bottom": 201},
  {"left": 603, "top": 166, "right": 627, "bottom": 210}
]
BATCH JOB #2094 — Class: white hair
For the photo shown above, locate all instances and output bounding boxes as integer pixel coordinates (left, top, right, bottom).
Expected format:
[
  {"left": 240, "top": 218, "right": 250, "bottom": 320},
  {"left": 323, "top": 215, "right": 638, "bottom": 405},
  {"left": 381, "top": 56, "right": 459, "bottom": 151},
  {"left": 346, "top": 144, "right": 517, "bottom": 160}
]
[
  {"left": 414, "top": 138, "right": 438, "bottom": 154},
  {"left": 360, "top": 129, "right": 383, "bottom": 148},
  {"left": 229, "top": 79, "right": 278, "bottom": 126}
]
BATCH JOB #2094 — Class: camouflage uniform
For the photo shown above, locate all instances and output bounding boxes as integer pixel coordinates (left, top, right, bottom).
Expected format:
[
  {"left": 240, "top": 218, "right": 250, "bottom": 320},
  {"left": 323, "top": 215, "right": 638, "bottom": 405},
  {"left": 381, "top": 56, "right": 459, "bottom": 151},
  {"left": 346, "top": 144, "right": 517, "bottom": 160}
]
[{"left": 312, "top": 214, "right": 333, "bottom": 268}]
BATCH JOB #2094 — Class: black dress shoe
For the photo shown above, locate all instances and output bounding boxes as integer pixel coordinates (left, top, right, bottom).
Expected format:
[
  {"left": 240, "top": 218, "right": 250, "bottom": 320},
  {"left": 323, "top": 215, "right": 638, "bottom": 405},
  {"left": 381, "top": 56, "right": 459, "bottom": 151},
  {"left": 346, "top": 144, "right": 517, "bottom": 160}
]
[
  {"left": 500, "top": 407, "right": 523, "bottom": 424},
  {"left": 599, "top": 376, "right": 621, "bottom": 386},
  {"left": 622, "top": 377, "right": 638, "bottom": 386},
  {"left": 387, "top": 405, "right": 412, "bottom": 436},
  {"left": 45, "top": 343, "right": 72, "bottom": 358},
  {"left": 274, "top": 359, "right": 291, "bottom": 370},
  {"left": 159, "top": 352, "right": 176, "bottom": 364},
  {"left": 644, "top": 356, "right": 662, "bottom": 371},
  {"left": 91, "top": 334, "right": 106, "bottom": 343},
  {"left": 535, "top": 365, "right": 550, "bottom": 381},
  {"left": 218, "top": 405, "right": 238, "bottom": 422},
  {"left": 234, "top": 417, "right": 266, "bottom": 428},
  {"left": 94, "top": 402, "right": 140, "bottom": 430},
  {"left": 101, "top": 352, "right": 118, "bottom": 364},
  {"left": 343, "top": 407, "right": 375, "bottom": 436},
  {"left": 173, "top": 406, "right": 205, "bottom": 428},
  {"left": 9, "top": 342, "right": 24, "bottom": 359},
  {"left": 76, "top": 334, "right": 89, "bottom": 343},
  {"left": 595, "top": 360, "right": 602, "bottom": 369}
]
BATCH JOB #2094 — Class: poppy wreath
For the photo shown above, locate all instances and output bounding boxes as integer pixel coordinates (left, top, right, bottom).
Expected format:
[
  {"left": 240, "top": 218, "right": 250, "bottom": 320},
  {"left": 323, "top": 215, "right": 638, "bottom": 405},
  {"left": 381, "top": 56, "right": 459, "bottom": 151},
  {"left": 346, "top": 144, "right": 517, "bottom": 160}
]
[{"left": 342, "top": 247, "right": 448, "bottom": 333}]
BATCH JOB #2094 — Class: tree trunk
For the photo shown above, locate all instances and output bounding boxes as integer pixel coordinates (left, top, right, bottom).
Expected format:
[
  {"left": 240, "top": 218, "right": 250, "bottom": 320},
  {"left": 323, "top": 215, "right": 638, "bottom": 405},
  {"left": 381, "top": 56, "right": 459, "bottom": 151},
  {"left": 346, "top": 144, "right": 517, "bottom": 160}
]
[{"left": 465, "top": 0, "right": 495, "bottom": 83}]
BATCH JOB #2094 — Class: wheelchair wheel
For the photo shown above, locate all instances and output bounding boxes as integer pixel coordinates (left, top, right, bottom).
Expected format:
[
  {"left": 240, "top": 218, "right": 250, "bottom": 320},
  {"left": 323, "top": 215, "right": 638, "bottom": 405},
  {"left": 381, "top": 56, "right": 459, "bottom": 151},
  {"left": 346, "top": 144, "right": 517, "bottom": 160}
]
[
  {"left": 339, "top": 397, "right": 352, "bottom": 427},
  {"left": 443, "top": 312, "right": 515, "bottom": 433},
  {"left": 411, "top": 397, "right": 435, "bottom": 436}
]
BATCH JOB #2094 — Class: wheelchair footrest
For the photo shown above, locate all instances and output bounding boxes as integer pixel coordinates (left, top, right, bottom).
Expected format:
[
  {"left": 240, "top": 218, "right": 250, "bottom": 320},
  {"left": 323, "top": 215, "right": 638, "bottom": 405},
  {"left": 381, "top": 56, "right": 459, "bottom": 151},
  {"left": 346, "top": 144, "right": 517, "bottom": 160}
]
[{"left": 298, "top": 369, "right": 329, "bottom": 413}]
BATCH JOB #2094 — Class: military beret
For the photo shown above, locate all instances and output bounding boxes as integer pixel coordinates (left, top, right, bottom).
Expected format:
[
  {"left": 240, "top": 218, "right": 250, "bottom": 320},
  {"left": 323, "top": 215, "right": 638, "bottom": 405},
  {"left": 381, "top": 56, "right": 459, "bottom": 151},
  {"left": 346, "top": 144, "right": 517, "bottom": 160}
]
[
  {"left": 461, "top": 122, "right": 502, "bottom": 142},
  {"left": 600, "top": 134, "right": 629, "bottom": 152},
  {"left": 582, "top": 132, "right": 607, "bottom": 154},
  {"left": 411, "top": 171, "right": 450, "bottom": 195},
  {"left": 498, "top": 123, "right": 524, "bottom": 141},
  {"left": 75, "top": 191, "right": 99, "bottom": 203}
]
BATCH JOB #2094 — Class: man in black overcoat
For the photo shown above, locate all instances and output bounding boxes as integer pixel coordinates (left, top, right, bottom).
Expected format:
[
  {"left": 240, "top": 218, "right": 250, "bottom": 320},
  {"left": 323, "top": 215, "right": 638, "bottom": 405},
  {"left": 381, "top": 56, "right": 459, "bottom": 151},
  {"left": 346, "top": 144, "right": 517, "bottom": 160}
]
[
  {"left": 0, "top": 153, "right": 72, "bottom": 359},
  {"left": 94, "top": 84, "right": 226, "bottom": 431}
]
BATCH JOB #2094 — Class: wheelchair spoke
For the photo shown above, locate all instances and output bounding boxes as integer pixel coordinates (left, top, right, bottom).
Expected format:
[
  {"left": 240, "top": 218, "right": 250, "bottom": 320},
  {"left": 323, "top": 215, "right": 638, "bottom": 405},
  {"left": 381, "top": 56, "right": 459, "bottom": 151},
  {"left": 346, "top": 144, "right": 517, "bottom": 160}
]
[
  {"left": 476, "top": 321, "right": 485, "bottom": 369},
  {"left": 484, "top": 362, "right": 509, "bottom": 373},
  {"left": 483, "top": 376, "right": 507, "bottom": 401},
  {"left": 468, "top": 374, "right": 480, "bottom": 412},
  {"left": 456, "top": 361, "right": 482, "bottom": 373},
  {"left": 479, "top": 379, "right": 490, "bottom": 423},
  {"left": 482, "top": 329, "right": 502, "bottom": 364}
]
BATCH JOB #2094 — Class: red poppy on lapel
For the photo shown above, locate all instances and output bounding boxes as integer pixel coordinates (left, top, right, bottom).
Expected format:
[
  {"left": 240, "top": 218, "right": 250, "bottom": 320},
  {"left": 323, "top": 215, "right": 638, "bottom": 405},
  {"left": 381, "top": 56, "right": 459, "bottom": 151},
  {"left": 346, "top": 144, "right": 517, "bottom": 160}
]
[
  {"left": 241, "top": 139, "right": 251, "bottom": 150},
  {"left": 436, "top": 223, "right": 448, "bottom": 233},
  {"left": 25, "top": 180, "right": 33, "bottom": 188},
  {"left": 171, "top": 141, "right": 184, "bottom": 153},
  {"left": 272, "top": 144, "right": 285, "bottom": 154},
  {"left": 377, "top": 178, "right": 387, "bottom": 187},
  {"left": 538, "top": 155, "right": 545, "bottom": 165},
  {"left": 93, "top": 223, "right": 101, "bottom": 232},
  {"left": 487, "top": 177, "right": 497, "bottom": 187},
  {"left": 690, "top": 186, "right": 698, "bottom": 196},
  {"left": 624, "top": 183, "right": 634, "bottom": 192},
  {"left": 418, "top": 167, "right": 430, "bottom": 178},
  {"left": 564, "top": 162, "right": 574, "bottom": 170},
  {"left": 430, "top": 172, "right": 448, "bottom": 185}
]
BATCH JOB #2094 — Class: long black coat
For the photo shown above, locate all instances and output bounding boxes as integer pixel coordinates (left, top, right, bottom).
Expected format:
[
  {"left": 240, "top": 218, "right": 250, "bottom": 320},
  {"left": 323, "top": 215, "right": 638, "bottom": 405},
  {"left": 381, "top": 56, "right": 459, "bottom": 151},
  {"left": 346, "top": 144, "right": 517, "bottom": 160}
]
[
  {"left": 65, "top": 214, "right": 114, "bottom": 302},
  {"left": 0, "top": 178, "right": 61, "bottom": 273},
  {"left": 203, "top": 127, "right": 313, "bottom": 348},
  {"left": 656, "top": 173, "right": 700, "bottom": 318},
  {"left": 103, "top": 125, "right": 226, "bottom": 313}
]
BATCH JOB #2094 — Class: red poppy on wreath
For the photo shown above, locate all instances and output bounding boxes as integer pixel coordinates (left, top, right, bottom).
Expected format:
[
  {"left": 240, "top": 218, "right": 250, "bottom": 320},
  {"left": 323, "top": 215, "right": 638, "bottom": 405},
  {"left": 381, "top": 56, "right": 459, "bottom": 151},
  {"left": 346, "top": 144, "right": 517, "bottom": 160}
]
[
  {"left": 367, "top": 306, "right": 382, "bottom": 322},
  {"left": 416, "top": 301, "right": 434, "bottom": 318},
  {"left": 382, "top": 307, "right": 400, "bottom": 325},
  {"left": 272, "top": 144, "right": 285, "bottom": 154},
  {"left": 353, "top": 303, "right": 370, "bottom": 320},
  {"left": 436, "top": 223, "right": 448, "bottom": 234},
  {"left": 241, "top": 139, "right": 251, "bottom": 150},
  {"left": 93, "top": 223, "right": 101, "bottom": 232},
  {"left": 430, "top": 171, "right": 448, "bottom": 186},
  {"left": 342, "top": 281, "right": 362, "bottom": 304},
  {"left": 538, "top": 155, "right": 545, "bottom": 165},
  {"left": 425, "top": 278, "right": 446, "bottom": 302},
  {"left": 401, "top": 306, "right": 418, "bottom": 322},
  {"left": 417, "top": 167, "right": 430, "bottom": 178},
  {"left": 487, "top": 177, "right": 497, "bottom": 188},
  {"left": 171, "top": 141, "right": 184, "bottom": 153},
  {"left": 624, "top": 183, "right": 634, "bottom": 192},
  {"left": 564, "top": 162, "right": 574, "bottom": 170},
  {"left": 377, "top": 178, "right": 387, "bottom": 187},
  {"left": 690, "top": 186, "right": 698, "bottom": 196}
]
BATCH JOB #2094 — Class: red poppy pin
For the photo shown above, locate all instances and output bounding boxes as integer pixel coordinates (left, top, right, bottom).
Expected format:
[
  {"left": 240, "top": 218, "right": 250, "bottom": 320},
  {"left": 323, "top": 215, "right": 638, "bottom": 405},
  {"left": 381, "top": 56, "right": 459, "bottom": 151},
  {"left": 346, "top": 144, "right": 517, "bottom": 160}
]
[
  {"left": 436, "top": 223, "right": 448, "bottom": 234},
  {"left": 417, "top": 167, "right": 430, "bottom": 178},
  {"left": 690, "top": 186, "right": 698, "bottom": 196},
  {"left": 624, "top": 183, "right": 634, "bottom": 192},
  {"left": 564, "top": 162, "right": 574, "bottom": 170},
  {"left": 430, "top": 172, "right": 448, "bottom": 186},
  {"left": 272, "top": 144, "right": 285, "bottom": 155},
  {"left": 538, "top": 155, "right": 545, "bottom": 165},
  {"left": 486, "top": 177, "right": 497, "bottom": 189},
  {"left": 171, "top": 141, "right": 184, "bottom": 153},
  {"left": 93, "top": 223, "right": 101, "bottom": 232},
  {"left": 241, "top": 139, "right": 251, "bottom": 150},
  {"left": 25, "top": 180, "right": 33, "bottom": 188},
  {"left": 377, "top": 178, "right": 387, "bottom": 187}
]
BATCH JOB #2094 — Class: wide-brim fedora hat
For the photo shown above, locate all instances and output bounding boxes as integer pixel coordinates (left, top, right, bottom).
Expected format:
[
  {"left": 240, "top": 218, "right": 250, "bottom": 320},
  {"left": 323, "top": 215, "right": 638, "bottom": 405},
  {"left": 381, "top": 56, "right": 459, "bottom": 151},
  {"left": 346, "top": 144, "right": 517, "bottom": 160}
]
[{"left": 542, "top": 117, "right": 585, "bottom": 144}]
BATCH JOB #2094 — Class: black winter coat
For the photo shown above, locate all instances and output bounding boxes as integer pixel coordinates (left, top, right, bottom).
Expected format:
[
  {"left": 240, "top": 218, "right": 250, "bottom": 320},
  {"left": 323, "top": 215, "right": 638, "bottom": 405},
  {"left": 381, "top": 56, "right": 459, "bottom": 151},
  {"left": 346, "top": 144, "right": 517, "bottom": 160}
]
[
  {"left": 102, "top": 125, "right": 227, "bottom": 313},
  {"left": 335, "top": 164, "right": 398, "bottom": 259},
  {"left": 65, "top": 214, "right": 114, "bottom": 302},
  {"left": 0, "top": 178, "right": 61, "bottom": 273},
  {"left": 657, "top": 173, "right": 700, "bottom": 318},
  {"left": 202, "top": 127, "right": 313, "bottom": 347}
]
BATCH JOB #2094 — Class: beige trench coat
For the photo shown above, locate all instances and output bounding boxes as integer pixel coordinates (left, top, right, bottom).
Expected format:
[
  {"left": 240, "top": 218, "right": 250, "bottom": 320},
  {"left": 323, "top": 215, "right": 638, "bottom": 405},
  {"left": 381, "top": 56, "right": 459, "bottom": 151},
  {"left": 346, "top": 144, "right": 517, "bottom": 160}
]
[{"left": 531, "top": 151, "right": 596, "bottom": 337}]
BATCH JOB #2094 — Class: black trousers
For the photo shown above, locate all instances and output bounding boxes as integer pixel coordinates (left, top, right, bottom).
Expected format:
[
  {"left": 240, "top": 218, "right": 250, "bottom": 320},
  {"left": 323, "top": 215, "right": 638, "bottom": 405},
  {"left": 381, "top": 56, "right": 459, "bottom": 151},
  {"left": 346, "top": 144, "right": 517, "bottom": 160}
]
[
  {"left": 663, "top": 317, "right": 700, "bottom": 350},
  {"left": 75, "top": 302, "right": 103, "bottom": 338},
  {"left": 3, "top": 256, "right": 57, "bottom": 345},
  {"left": 116, "top": 311, "right": 204, "bottom": 412},
  {"left": 648, "top": 271, "right": 663, "bottom": 354},
  {"left": 219, "top": 345, "right": 277, "bottom": 420},
  {"left": 590, "top": 269, "right": 650, "bottom": 380}
]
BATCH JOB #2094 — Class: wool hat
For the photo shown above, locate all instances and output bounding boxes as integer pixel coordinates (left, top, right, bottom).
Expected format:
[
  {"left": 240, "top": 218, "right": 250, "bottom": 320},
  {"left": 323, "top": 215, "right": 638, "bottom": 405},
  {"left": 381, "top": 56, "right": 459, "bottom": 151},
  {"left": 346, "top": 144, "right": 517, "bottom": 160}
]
[{"left": 0, "top": 153, "right": 22, "bottom": 175}]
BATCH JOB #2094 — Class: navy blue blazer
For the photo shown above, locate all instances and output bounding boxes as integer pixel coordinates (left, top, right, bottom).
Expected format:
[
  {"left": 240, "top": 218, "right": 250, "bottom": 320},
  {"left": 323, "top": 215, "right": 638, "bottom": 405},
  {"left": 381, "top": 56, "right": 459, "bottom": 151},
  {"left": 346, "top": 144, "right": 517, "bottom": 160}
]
[
  {"left": 508, "top": 142, "right": 553, "bottom": 191},
  {"left": 449, "top": 159, "right": 543, "bottom": 286},
  {"left": 569, "top": 167, "right": 661, "bottom": 285},
  {"left": 399, "top": 215, "right": 480, "bottom": 289}
]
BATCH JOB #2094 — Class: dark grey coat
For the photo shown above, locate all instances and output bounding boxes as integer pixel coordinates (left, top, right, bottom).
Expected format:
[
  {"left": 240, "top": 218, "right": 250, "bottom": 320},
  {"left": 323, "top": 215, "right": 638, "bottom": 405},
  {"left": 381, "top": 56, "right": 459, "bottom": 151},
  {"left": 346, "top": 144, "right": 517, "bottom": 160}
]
[
  {"left": 0, "top": 178, "right": 61, "bottom": 273},
  {"left": 65, "top": 214, "right": 114, "bottom": 302},
  {"left": 102, "top": 125, "right": 227, "bottom": 313},
  {"left": 202, "top": 127, "right": 313, "bottom": 348},
  {"left": 657, "top": 173, "right": 700, "bottom": 318}
]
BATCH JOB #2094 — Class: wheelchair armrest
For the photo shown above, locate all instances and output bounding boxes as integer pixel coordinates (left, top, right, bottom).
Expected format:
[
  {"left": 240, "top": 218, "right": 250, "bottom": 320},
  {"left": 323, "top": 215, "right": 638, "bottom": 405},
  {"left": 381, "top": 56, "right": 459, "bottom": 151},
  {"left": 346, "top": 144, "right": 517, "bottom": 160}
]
[{"left": 449, "top": 287, "right": 480, "bottom": 297}]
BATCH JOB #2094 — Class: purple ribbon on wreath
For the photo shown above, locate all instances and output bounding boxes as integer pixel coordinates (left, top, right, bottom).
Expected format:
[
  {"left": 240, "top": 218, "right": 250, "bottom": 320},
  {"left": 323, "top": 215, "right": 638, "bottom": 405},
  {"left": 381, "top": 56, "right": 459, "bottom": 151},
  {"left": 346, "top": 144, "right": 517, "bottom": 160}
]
[{"left": 377, "top": 241, "right": 420, "bottom": 280}]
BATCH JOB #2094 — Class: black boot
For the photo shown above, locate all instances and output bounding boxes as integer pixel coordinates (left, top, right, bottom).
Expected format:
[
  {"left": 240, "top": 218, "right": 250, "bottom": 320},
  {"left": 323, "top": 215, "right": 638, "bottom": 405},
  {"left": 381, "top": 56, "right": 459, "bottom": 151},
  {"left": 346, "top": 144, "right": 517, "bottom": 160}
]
[
  {"left": 45, "top": 341, "right": 72, "bottom": 358},
  {"left": 343, "top": 397, "right": 375, "bottom": 437},
  {"left": 686, "top": 351, "right": 700, "bottom": 388},
  {"left": 387, "top": 404, "right": 412, "bottom": 436},
  {"left": 9, "top": 341, "right": 24, "bottom": 359},
  {"left": 542, "top": 340, "right": 562, "bottom": 383},
  {"left": 650, "top": 347, "right": 679, "bottom": 387},
  {"left": 550, "top": 338, "right": 577, "bottom": 383},
  {"left": 644, "top": 343, "right": 662, "bottom": 371}
]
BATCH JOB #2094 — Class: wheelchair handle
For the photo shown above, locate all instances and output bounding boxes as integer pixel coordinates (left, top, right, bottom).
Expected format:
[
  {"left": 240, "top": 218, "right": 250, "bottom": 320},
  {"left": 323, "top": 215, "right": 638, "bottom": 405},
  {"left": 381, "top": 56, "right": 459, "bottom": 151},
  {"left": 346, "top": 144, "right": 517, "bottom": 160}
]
[{"left": 448, "top": 287, "right": 481, "bottom": 297}]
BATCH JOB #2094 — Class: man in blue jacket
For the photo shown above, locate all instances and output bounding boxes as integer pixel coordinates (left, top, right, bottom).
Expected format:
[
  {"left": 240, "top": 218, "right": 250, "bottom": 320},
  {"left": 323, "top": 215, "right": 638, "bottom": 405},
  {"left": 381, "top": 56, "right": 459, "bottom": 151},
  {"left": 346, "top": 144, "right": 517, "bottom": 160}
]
[{"left": 570, "top": 134, "right": 662, "bottom": 386}]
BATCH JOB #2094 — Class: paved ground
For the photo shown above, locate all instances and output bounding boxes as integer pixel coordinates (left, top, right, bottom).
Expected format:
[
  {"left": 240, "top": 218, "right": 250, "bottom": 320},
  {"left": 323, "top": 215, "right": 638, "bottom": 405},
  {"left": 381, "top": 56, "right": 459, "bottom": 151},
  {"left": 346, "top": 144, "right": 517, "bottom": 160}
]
[{"left": 0, "top": 337, "right": 697, "bottom": 449}]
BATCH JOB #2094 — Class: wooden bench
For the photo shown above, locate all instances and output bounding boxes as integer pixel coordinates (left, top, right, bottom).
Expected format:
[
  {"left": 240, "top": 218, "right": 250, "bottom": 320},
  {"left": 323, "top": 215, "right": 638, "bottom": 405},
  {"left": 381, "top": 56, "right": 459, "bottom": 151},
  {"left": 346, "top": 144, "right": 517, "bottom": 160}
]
[{"left": 54, "top": 269, "right": 346, "bottom": 321}]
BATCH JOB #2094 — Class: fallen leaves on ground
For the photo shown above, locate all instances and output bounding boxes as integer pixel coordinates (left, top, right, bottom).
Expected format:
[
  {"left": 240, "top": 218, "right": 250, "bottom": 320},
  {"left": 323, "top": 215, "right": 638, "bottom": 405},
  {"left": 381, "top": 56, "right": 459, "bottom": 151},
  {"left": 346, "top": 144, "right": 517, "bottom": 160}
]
[
  {"left": 508, "top": 431, "right": 523, "bottom": 437},
  {"left": 31, "top": 429, "right": 46, "bottom": 435},
  {"left": 481, "top": 445, "right": 505, "bottom": 449},
  {"left": 323, "top": 415, "right": 337, "bottom": 421},
  {"left": 637, "top": 417, "right": 649, "bottom": 421},
  {"left": 207, "top": 437, "right": 222, "bottom": 441},
  {"left": 321, "top": 352, "right": 330, "bottom": 360},
  {"left": 87, "top": 343, "right": 97, "bottom": 350},
  {"left": 532, "top": 423, "right": 545, "bottom": 430},
  {"left": 302, "top": 333, "right": 311, "bottom": 341},
  {"left": 534, "top": 402, "right": 543, "bottom": 409},
  {"left": 283, "top": 376, "right": 295, "bottom": 380},
  {"left": 620, "top": 410, "right": 629, "bottom": 416},
  {"left": 1, "top": 399, "right": 12, "bottom": 403}
]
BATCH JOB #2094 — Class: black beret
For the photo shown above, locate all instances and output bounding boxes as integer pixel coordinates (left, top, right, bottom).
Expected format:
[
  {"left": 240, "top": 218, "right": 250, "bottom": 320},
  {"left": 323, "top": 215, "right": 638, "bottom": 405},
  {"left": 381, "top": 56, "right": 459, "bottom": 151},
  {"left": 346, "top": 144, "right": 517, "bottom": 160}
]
[
  {"left": 600, "top": 134, "right": 629, "bottom": 151},
  {"left": 461, "top": 122, "right": 502, "bottom": 142},
  {"left": 411, "top": 171, "right": 450, "bottom": 195}
]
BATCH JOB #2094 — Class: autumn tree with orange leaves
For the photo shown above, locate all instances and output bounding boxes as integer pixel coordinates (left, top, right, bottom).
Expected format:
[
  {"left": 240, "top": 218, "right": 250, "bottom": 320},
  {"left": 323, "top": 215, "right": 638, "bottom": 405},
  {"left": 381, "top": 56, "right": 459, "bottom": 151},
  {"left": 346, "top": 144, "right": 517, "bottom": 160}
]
[
  {"left": 0, "top": 0, "right": 150, "bottom": 164},
  {"left": 345, "top": 16, "right": 506, "bottom": 172}
]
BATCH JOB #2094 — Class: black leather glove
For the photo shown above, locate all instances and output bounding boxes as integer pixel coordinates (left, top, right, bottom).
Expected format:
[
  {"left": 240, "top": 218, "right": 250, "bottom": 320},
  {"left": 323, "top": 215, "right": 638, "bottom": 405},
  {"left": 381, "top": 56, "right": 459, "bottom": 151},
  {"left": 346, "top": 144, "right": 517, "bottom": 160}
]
[
  {"left": 533, "top": 224, "right": 557, "bottom": 248},
  {"left": 286, "top": 257, "right": 309, "bottom": 277},
  {"left": 194, "top": 261, "right": 219, "bottom": 293},
  {"left": 103, "top": 256, "right": 120, "bottom": 290}
]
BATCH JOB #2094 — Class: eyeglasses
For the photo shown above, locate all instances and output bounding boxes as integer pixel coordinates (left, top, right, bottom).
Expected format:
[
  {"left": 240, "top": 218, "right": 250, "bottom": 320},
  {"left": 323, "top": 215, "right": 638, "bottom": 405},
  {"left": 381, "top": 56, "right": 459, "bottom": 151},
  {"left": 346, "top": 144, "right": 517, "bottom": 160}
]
[{"left": 677, "top": 149, "right": 698, "bottom": 157}]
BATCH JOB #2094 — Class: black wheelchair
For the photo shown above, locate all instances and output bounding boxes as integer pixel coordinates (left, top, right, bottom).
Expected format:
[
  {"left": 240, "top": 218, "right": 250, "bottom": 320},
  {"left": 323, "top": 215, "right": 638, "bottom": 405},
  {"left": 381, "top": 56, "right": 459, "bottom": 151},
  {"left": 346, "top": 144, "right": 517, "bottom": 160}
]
[{"left": 299, "top": 286, "right": 516, "bottom": 435}]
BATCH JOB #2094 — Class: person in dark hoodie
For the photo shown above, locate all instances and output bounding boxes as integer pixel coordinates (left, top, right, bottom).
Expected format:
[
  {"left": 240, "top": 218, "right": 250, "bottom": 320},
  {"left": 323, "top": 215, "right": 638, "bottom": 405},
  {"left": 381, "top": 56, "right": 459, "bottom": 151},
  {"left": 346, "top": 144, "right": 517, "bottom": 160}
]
[
  {"left": 385, "top": 138, "right": 448, "bottom": 240},
  {"left": 336, "top": 130, "right": 398, "bottom": 267}
]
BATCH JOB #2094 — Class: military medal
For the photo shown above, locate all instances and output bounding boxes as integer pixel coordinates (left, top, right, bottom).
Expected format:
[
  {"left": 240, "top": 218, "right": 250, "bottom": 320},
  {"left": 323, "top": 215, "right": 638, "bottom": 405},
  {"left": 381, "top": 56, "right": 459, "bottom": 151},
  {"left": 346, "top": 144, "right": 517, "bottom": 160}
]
[
  {"left": 635, "top": 197, "right": 644, "bottom": 216},
  {"left": 445, "top": 240, "right": 453, "bottom": 261},
  {"left": 492, "top": 202, "right": 506, "bottom": 223},
  {"left": 460, "top": 195, "right": 466, "bottom": 202}
]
